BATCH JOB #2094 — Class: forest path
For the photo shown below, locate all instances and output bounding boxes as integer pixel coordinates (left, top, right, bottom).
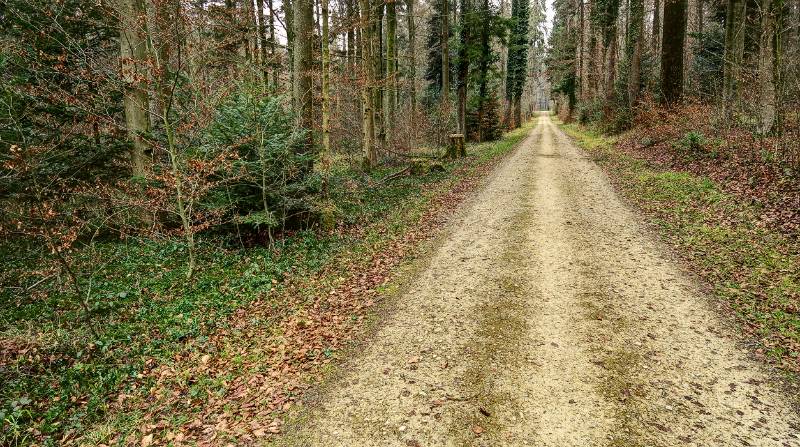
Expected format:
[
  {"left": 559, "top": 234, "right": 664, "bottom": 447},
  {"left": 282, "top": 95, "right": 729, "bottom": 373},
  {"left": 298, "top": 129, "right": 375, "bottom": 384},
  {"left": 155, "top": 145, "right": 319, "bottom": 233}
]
[{"left": 275, "top": 115, "right": 800, "bottom": 446}]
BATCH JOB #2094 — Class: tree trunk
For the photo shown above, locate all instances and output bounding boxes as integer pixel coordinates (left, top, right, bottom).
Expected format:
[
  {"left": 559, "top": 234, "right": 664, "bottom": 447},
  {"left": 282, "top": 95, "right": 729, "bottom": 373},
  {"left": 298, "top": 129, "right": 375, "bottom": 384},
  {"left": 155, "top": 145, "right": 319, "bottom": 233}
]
[
  {"left": 441, "top": 0, "right": 450, "bottom": 103},
  {"left": 499, "top": 0, "right": 508, "bottom": 99},
  {"left": 457, "top": 0, "right": 469, "bottom": 134},
  {"left": 697, "top": 0, "right": 703, "bottom": 35},
  {"left": 119, "top": 0, "right": 151, "bottom": 175},
  {"left": 360, "top": 0, "right": 377, "bottom": 168},
  {"left": 374, "top": 0, "right": 385, "bottom": 144},
  {"left": 386, "top": 0, "right": 397, "bottom": 142},
  {"left": 241, "top": 0, "right": 256, "bottom": 62},
  {"left": 652, "top": 0, "right": 661, "bottom": 56},
  {"left": 285, "top": 0, "right": 295, "bottom": 101},
  {"left": 407, "top": 0, "right": 417, "bottom": 140},
  {"left": 256, "top": 0, "right": 270, "bottom": 86},
  {"left": 293, "top": 0, "right": 314, "bottom": 147},
  {"left": 322, "top": 0, "right": 331, "bottom": 156},
  {"left": 477, "top": 0, "right": 490, "bottom": 140},
  {"left": 347, "top": 0, "right": 356, "bottom": 68},
  {"left": 627, "top": 0, "right": 643, "bottom": 106},
  {"left": 268, "top": 0, "right": 278, "bottom": 89},
  {"left": 660, "top": 0, "right": 687, "bottom": 103},
  {"left": 757, "top": 0, "right": 777, "bottom": 133},
  {"left": 723, "top": 0, "right": 746, "bottom": 113}
]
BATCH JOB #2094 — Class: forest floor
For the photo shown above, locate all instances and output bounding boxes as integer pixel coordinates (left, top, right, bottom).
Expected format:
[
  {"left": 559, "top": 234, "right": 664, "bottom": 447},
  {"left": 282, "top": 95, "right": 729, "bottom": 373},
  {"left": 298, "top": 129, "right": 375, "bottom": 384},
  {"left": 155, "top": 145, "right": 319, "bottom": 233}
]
[{"left": 273, "top": 115, "right": 800, "bottom": 446}]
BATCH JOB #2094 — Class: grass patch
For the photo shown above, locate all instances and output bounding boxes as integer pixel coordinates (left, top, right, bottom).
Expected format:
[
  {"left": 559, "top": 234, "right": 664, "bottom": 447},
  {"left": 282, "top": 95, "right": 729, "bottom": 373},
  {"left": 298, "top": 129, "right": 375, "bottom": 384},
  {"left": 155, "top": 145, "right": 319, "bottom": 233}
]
[
  {"left": 0, "top": 124, "right": 532, "bottom": 446},
  {"left": 558, "top": 120, "right": 800, "bottom": 375}
]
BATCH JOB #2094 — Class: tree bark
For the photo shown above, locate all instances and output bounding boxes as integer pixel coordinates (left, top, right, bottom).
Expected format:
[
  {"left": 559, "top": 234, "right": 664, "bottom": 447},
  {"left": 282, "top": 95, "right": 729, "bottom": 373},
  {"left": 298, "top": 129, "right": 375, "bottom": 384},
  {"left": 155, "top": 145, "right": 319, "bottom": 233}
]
[
  {"left": 293, "top": 0, "right": 314, "bottom": 147},
  {"left": 360, "top": 0, "right": 377, "bottom": 168},
  {"left": 285, "top": 0, "right": 295, "bottom": 101},
  {"left": 268, "top": 0, "right": 278, "bottom": 89},
  {"left": 386, "top": 0, "right": 397, "bottom": 142},
  {"left": 757, "top": 0, "right": 777, "bottom": 133},
  {"left": 119, "top": 0, "right": 151, "bottom": 175},
  {"left": 322, "top": 0, "right": 331, "bottom": 155},
  {"left": 627, "top": 0, "right": 643, "bottom": 106},
  {"left": 652, "top": 0, "right": 661, "bottom": 56},
  {"left": 373, "top": 0, "right": 385, "bottom": 144},
  {"left": 456, "top": 0, "right": 469, "bottom": 134},
  {"left": 477, "top": 0, "right": 490, "bottom": 140},
  {"left": 347, "top": 0, "right": 356, "bottom": 68},
  {"left": 256, "top": 0, "right": 270, "bottom": 86},
  {"left": 441, "top": 0, "right": 450, "bottom": 104},
  {"left": 407, "top": 0, "right": 417, "bottom": 138},
  {"left": 723, "top": 0, "right": 746, "bottom": 113},
  {"left": 660, "top": 0, "right": 687, "bottom": 103}
]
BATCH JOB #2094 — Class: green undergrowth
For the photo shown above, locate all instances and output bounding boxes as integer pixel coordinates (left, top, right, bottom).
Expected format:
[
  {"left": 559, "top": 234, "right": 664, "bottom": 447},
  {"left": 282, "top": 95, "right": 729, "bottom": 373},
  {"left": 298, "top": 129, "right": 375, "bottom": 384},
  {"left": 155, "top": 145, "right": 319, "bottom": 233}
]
[
  {"left": 558, "top": 120, "right": 800, "bottom": 374},
  {"left": 0, "top": 123, "right": 532, "bottom": 446}
]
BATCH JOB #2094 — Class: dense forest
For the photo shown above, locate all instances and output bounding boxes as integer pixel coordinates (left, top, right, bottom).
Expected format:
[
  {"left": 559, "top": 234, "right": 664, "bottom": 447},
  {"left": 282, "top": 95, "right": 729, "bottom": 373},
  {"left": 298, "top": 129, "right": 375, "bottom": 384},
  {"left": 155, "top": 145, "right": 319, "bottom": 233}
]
[
  {"left": 547, "top": 0, "right": 800, "bottom": 141},
  {"left": 3, "top": 0, "right": 800, "bottom": 442},
  {"left": 1, "top": 0, "right": 548, "bottom": 277},
  {"left": 0, "top": 0, "right": 547, "bottom": 443}
]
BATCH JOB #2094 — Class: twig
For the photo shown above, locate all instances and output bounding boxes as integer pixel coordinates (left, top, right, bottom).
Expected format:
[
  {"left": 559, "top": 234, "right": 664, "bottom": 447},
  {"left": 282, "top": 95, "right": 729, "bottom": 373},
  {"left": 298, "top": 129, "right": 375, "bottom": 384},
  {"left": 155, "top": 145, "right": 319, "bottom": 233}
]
[
  {"left": 380, "top": 165, "right": 412, "bottom": 183},
  {"left": 26, "top": 274, "right": 54, "bottom": 291}
]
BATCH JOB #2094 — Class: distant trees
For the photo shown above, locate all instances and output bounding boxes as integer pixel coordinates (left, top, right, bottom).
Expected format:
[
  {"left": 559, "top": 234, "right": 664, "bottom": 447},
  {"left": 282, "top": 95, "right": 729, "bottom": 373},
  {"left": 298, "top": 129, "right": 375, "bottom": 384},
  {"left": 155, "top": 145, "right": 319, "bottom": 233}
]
[{"left": 547, "top": 0, "right": 800, "bottom": 135}]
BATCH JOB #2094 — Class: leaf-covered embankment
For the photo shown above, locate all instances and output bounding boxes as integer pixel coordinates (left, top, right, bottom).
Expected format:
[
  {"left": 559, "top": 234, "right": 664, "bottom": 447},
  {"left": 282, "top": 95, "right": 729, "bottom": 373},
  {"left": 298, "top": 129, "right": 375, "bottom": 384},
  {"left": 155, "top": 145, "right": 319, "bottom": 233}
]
[{"left": 558, "top": 119, "right": 800, "bottom": 375}]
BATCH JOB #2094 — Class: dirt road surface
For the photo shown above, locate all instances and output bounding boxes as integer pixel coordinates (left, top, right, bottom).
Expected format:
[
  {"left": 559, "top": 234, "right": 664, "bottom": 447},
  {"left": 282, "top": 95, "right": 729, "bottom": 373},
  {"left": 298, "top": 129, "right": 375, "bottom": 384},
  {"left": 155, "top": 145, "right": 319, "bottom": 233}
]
[{"left": 276, "top": 115, "right": 800, "bottom": 446}]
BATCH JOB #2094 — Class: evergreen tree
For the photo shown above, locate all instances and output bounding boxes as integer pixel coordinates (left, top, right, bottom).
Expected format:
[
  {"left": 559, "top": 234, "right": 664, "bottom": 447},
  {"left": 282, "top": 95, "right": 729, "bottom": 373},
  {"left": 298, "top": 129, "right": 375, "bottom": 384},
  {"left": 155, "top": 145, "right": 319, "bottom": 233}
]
[{"left": 505, "top": 0, "right": 530, "bottom": 128}]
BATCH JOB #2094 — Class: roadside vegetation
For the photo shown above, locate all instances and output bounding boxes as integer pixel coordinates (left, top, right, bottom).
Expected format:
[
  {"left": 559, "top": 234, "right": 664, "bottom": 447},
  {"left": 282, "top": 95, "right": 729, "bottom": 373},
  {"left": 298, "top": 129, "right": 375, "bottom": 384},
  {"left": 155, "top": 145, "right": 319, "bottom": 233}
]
[
  {"left": 0, "top": 123, "right": 532, "bottom": 446},
  {"left": 558, "top": 118, "right": 800, "bottom": 376}
]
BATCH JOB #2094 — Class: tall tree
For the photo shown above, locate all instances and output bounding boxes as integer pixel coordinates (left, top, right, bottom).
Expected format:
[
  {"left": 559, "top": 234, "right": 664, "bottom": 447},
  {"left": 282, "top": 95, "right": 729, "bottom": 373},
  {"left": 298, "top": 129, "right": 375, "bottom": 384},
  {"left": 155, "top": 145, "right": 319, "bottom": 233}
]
[
  {"left": 293, "top": 0, "right": 314, "bottom": 146},
  {"left": 424, "top": 0, "right": 447, "bottom": 98},
  {"left": 442, "top": 0, "right": 451, "bottom": 105},
  {"left": 119, "top": 0, "right": 151, "bottom": 175},
  {"left": 456, "top": 0, "right": 471, "bottom": 133},
  {"left": 374, "top": 0, "right": 385, "bottom": 143},
  {"left": 505, "top": 0, "right": 530, "bottom": 127},
  {"left": 652, "top": 0, "right": 661, "bottom": 55},
  {"left": 757, "top": 0, "right": 778, "bottom": 133},
  {"left": 660, "top": 0, "right": 687, "bottom": 103},
  {"left": 322, "top": 0, "right": 331, "bottom": 156},
  {"left": 723, "top": 0, "right": 746, "bottom": 112},
  {"left": 627, "top": 0, "right": 644, "bottom": 105},
  {"left": 360, "top": 0, "right": 377, "bottom": 167},
  {"left": 407, "top": 0, "right": 417, "bottom": 129},
  {"left": 476, "top": 0, "right": 493, "bottom": 138},
  {"left": 386, "top": 0, "right": 398, "bottom": 141},
  {"left": 268, "top": 0, "right": 278, "bottom": 88},
  {"left": 256, "top": 0, "right": 270, "bottom": 85}
]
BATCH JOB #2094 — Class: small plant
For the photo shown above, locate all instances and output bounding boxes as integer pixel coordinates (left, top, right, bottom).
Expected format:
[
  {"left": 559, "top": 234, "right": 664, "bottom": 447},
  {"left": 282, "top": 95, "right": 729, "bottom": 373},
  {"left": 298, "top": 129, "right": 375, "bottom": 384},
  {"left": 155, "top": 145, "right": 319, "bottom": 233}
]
[{"left": 676, "top": 131, "right": 707, "bottom": 154}]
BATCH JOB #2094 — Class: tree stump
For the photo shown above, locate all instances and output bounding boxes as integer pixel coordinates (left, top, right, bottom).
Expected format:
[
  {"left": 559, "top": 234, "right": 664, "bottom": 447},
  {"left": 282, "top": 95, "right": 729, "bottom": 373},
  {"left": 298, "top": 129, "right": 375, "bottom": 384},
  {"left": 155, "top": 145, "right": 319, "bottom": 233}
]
[{"left": 447, "top": 133, "right": 466, "bottom": 159}]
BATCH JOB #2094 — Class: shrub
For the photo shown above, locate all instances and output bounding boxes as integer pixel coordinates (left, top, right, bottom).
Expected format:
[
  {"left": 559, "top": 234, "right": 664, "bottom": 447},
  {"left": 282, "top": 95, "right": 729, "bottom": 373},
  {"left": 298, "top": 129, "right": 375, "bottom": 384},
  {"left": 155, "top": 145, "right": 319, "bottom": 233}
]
[
  {"left": 676, "top": 131, "right": 708, "bottom": 153},
  {"left": 203, "top": 88, "right": 319, "bottom": 239}
]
